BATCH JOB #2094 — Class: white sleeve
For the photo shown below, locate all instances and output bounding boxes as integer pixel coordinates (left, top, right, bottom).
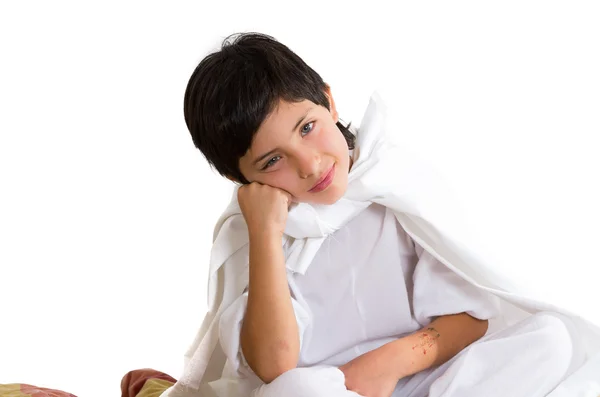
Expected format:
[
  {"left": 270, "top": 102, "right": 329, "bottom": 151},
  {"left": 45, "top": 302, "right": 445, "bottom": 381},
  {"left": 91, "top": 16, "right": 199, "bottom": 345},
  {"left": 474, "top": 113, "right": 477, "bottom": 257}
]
[
  {"left": 218, "top": 290, "right": 311, "bottom": 377},
  {"left": 412, "top": 242, "right": 501, "bottom": 327}
]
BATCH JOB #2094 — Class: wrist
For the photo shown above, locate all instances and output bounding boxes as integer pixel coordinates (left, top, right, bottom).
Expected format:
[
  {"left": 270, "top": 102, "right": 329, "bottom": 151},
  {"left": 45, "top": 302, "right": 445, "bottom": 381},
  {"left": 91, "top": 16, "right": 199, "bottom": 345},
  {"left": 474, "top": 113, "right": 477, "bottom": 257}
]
[
  {"left": 249, "top": 226, "right": 283, "bottom": 245},
  {"left": 384, "top": 338, "right": 413, "bottom": 379}
]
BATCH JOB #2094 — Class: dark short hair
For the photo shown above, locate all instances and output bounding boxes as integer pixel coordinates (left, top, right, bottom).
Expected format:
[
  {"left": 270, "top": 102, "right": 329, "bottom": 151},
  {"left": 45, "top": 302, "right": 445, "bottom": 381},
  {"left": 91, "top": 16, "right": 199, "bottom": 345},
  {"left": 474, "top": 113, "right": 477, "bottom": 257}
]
[{"left": 183, "top": 32, "right": 355, "bottom": 184}]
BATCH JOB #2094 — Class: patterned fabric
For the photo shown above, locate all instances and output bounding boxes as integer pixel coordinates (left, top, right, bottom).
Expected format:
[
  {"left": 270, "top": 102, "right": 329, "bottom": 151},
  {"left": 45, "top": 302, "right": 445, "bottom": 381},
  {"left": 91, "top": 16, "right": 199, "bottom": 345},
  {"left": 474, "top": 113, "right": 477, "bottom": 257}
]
[
  {"left": 0, "top": 384, "right": 76, "bottom": 397},
  {"left": 1, "top": 369, "right": 176, "bottom": 397},
  {"left": 121, "top": 369, "right": 176, "bottom": 397}
]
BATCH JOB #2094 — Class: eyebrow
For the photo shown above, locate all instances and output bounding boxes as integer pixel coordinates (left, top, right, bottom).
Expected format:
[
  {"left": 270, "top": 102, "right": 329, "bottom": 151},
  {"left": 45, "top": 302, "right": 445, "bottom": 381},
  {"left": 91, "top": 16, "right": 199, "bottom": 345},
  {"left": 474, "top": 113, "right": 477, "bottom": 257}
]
[{"left": 252, "top": 108, "right": 312, "bottom": 166}]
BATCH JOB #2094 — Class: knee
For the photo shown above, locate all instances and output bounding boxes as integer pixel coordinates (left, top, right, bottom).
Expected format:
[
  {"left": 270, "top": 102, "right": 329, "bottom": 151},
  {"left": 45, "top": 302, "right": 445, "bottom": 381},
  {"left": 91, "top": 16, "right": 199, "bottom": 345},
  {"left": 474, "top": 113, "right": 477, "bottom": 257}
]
[
  {"left": 530, "top": 312, "right": 578, "bottom": 370},
  {"left": 532, "top": 313, "right": 573, "bottom": 346}
]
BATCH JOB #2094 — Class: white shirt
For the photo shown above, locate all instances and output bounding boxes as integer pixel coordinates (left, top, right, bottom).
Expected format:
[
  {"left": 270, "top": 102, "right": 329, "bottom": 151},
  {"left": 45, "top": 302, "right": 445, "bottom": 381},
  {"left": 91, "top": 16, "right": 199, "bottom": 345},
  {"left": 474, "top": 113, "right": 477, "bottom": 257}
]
[
  {"left": 292, "top": 203, "right": 498, "bottom": 368},
  {"left": 218, "top": 203, "right": 499, "bottom": 392}
]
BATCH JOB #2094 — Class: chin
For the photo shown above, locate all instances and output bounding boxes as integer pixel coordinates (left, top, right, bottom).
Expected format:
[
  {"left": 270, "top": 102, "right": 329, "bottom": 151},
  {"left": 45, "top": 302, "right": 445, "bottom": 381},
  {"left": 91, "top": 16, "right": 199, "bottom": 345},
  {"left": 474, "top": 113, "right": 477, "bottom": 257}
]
[{"left": 313, "top": 184, "right": 347, "bottom": 205}]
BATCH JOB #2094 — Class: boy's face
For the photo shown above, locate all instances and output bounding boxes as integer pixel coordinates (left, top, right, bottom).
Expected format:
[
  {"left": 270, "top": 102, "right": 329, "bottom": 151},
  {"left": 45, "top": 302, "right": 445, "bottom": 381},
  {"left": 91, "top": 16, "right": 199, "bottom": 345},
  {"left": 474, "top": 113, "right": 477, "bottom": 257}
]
[{"left": 237, "top": 90, "right": 350, "bottom": 205}]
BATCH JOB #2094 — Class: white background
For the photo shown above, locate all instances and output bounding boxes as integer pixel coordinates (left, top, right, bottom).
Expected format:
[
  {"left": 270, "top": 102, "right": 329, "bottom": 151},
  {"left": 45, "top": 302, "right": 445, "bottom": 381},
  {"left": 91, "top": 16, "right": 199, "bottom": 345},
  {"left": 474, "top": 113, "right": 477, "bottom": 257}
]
[{"left": 1, "top": 1, "right": 599, "bottom": 396}]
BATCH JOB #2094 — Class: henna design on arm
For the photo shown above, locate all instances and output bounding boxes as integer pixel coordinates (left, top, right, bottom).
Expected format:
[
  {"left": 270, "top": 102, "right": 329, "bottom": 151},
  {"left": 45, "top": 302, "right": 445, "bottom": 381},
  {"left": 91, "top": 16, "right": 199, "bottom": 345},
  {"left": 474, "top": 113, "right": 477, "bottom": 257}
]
[{"left": 411, "top": 327, "right": 441, "bottom": 355}]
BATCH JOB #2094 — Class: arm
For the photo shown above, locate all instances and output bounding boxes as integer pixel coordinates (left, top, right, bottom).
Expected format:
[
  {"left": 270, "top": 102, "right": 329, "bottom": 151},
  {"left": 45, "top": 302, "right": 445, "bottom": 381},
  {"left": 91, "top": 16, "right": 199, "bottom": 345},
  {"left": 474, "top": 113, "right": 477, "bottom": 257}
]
[
  {"left": 401, "top": 241, "right": 497, "bottom": 376},
  {"left": 340, "top": 312, "right": 488, "bottom": 396},
  {"left": 238, "top": 185, "right": 299, "bottom": 383},
  {"left": 387, "top": 312, "right": 488, "bottom": 378},
  {"left": 240, "top": 230, "right": 300, "bottom": 383}
]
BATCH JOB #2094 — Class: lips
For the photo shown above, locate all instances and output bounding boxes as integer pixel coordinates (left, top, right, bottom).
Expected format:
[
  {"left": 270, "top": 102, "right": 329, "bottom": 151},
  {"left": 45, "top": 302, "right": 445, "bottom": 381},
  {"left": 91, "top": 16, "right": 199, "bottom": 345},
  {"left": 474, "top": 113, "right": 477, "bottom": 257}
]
[{"left": 309, "top": 164, "right": 335, "bottom": 193}]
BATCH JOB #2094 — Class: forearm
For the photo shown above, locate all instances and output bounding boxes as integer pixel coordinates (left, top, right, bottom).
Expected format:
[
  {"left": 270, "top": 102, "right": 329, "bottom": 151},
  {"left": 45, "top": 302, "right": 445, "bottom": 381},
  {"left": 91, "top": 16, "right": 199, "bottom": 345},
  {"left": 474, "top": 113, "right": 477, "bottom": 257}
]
[
  {"left": 240, "top": 230, "right": 299, "bottom": 383},
  {"left": 387, "top": 313, "right": 488, "bottom": 379}
]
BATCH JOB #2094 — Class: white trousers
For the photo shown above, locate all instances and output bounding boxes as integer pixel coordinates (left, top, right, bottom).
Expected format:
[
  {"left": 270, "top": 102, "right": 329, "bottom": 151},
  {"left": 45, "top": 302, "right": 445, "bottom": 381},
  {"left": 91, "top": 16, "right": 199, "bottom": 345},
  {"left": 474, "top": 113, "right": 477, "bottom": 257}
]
[{"left": 251, "top": 312, "right": 584, "bottom": 397}]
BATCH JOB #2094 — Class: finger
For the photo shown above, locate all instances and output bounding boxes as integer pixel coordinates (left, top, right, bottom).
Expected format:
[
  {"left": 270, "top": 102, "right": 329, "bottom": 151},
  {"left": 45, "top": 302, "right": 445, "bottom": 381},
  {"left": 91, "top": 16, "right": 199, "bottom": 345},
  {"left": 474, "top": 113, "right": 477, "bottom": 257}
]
[
  {"left": 276, "top": 188, "right": 292, "bottom": 202},
  {"left": 284, "top": 193, "right": 294, "bottom": 209}
]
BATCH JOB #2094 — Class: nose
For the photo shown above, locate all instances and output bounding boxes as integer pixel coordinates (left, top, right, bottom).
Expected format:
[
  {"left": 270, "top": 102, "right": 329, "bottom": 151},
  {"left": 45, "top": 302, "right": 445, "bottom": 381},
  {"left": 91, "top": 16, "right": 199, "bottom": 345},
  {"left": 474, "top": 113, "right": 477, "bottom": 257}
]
[{"left": 296, "top": 149, "right": 321, "bottom": 179}]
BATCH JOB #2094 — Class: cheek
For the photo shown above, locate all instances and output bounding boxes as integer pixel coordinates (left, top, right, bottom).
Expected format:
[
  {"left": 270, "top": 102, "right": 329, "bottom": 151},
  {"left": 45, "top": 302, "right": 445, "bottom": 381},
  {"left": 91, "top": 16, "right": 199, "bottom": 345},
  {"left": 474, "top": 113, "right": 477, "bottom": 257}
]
[
  {"left": 262, "top": 169, "right": 299, "bottom": 193},
  {"left": 330, "top": 130, "right": 351, "bottom": 165},
  {"left": 319, "top": 126, "right": 348, "bottom": 154}
]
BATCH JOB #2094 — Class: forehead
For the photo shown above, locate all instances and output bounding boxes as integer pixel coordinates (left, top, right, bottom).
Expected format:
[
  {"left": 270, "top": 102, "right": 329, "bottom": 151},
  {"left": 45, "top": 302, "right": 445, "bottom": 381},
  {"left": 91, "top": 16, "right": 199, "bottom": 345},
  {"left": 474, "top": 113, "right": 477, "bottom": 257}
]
[{"left": 263, "top": 99, "right": 313, "bottom": 128}]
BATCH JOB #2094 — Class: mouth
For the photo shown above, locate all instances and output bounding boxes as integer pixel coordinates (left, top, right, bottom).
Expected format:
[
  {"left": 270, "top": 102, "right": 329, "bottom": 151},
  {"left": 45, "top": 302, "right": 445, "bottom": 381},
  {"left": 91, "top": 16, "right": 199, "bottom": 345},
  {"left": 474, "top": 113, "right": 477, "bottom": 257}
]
[{"left": 309, "top": 164, "right": 335, "bottom": 193}]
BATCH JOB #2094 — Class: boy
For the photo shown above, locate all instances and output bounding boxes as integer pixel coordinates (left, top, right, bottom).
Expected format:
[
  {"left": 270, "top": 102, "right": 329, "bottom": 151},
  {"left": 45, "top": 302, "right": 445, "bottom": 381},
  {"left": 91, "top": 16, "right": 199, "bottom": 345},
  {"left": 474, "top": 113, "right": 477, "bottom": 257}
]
[{"left": 170, "top": 33, "right": 578, "bottom": 397}]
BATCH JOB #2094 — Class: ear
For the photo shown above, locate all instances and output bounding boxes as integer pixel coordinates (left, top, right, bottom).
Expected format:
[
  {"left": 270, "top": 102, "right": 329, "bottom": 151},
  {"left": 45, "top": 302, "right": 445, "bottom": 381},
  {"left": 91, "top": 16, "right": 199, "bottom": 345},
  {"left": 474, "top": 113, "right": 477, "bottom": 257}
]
[
  {"left": 226, "top": 174, "right": 240, "bottom": 183},
  {"left": 324, "top": 84, "right": 339, "bottom": 124}
]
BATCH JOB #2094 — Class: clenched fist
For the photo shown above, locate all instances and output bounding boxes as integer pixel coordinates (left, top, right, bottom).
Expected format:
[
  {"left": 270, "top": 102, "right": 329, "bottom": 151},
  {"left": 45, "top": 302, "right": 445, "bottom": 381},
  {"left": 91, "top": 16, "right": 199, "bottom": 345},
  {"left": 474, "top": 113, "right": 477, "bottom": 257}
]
[{"left": 238, "top": 182, "right": 292, "bottom": 237}]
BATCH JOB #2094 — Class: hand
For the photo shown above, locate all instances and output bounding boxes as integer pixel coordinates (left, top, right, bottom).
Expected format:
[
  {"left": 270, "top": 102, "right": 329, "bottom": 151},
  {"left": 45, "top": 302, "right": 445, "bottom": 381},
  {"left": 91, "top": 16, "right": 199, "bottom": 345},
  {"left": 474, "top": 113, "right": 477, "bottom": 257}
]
[
  {"left": 238, "top": 182, "right": 292, "bottom": 237},
  {"left": 339, "top": 344, "right": 400, "bottom": 397}
]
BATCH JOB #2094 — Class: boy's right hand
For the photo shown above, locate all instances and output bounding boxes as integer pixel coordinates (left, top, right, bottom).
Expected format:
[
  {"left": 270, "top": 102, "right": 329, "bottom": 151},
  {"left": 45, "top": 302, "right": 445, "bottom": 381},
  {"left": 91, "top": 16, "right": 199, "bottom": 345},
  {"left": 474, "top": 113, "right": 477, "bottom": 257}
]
[{"left": 238, "top": 182, "right": 291, "bottom": 237}]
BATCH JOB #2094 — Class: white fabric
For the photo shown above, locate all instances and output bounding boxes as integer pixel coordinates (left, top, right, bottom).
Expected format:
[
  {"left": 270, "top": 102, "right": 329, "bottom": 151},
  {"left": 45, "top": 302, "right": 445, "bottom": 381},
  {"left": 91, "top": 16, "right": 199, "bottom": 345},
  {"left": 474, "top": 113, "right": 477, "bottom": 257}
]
[
  {"left": 250, "top": 312, "right": 583, "bottom": 397},
  {"left": 289, "top": 203, "right": 499, "bottom": 368},
  {"left": 217, "top": 202, "right": 501, "bottom": 391},
  {"left": 162, "top": 91, "right": 600, "bottom": 397}
]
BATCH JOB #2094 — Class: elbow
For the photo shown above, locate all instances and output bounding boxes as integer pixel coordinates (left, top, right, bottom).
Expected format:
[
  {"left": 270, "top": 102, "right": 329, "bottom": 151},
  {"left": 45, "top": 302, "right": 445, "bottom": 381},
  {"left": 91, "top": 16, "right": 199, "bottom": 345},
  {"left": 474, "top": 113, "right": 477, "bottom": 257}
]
[
  {"left": 478, "top": 318, "right": 489, "bottom": 336},
  {"left": 255, "top": 357, "right": 298, "bottom": 384},
  {"left": 460, "top": 313, "right": 489, "bottom": 342},
  {"left": 240, "top": 317, "right": 300, "bottom": 383},
  {"left": 472, "top": 317, "right": 489, "bottom": 341},
  {"left": 242, "top": 339, "right": 299, "bottom": 384}
]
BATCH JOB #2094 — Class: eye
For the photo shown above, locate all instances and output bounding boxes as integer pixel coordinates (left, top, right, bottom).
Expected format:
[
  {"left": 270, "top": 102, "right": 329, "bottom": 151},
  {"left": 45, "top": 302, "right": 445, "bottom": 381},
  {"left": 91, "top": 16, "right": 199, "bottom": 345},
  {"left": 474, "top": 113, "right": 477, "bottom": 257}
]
[
  {"left": 301, "top": 121, "right": 314, "bottom": 136},
  {"left": 262, "top": 156, "right": 281, "bottom": 170}
]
